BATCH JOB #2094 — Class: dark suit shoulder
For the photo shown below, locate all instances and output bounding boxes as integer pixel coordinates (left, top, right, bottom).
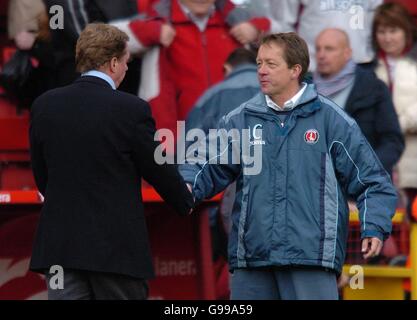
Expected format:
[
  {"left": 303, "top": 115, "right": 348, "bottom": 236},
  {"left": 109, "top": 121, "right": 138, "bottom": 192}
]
[
  {"left": 113, "top": 90, "right": 151, "bottom": 115},
  {"left": 32, "top": 80, "right": 151, "bottom": 121},
  {"left": 75, "top": 77, "right": 151, "bottom": 119},
  {"left": 31, "top": 85, "right": 71, "bottom": 116},
  {"left": 107, "top": 91, "right": 153, "bottom": 127}
]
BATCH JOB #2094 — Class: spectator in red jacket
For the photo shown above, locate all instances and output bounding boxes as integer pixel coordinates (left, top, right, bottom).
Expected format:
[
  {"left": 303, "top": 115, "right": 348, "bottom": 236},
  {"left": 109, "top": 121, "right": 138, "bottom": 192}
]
[{"left": 113, "top": 0, "right": 270, "bottom": 145}]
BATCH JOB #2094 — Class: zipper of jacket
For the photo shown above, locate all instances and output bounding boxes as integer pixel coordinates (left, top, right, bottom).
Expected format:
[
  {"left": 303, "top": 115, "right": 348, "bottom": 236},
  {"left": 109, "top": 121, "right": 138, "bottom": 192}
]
[
  {"left": 201, "top": 31, "right": 212, "bottom": 86},
  {"left": 278, "top": 114, "right": 292, "bottom": 128}
]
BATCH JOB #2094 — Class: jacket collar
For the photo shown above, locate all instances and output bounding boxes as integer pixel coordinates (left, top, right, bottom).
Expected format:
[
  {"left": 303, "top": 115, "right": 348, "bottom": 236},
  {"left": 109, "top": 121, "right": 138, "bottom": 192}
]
[
  {"left": 227, "top": 64, "right": 257, "bottom": 79},
  {"left": 74, "top": 75, "right": 114, "bottom": 89},
  {"left": 82, "top": 70, "right": 116, "bottom": 89},
  {"left": 244, "top": 84, "right": 321, "bottom": 117}
]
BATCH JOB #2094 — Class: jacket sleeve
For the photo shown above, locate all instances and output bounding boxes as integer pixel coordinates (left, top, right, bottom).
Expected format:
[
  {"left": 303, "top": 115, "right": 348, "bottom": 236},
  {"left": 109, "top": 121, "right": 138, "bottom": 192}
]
[
  {"left": 29, "top": 101, "right": 48, "bottom": 195},
  {"left": 132, "top": 101, "right": 194, "bottom": 216},
  {"left": 330, "top": 120, "right": 397, "bottom": 241},
  {"left": 180, "top": 116, "right": 241, "bottom": 205},
  {"left": 219, "top": 0, "right": 270, "bottom": 31},
  {"left": 109, "top": 18, "right": 162, "bottom": 54},
  {"left": 248, "top": 17, "right": 270, "bottom": 33},
  {"left": 373, "top": 81, "right": 404, "bottom": 173}
]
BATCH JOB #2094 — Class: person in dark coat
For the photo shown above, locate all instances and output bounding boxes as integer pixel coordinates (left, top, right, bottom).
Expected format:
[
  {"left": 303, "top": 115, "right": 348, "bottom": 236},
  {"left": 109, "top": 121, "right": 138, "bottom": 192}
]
[
  {"left": 314, "top": 28, "right": 404, "bottom": 176},
  {"left": 29, "top": 23, "right": 194, "bottom": 300},
  {"left": 42, "top": 0, "right": 139, "bottom": 92}
]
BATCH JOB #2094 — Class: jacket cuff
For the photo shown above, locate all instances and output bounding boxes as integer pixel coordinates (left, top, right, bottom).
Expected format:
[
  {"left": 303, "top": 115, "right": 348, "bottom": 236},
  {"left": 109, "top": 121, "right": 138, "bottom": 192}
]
[
  {"left": 180, "top": 170, "right": 206, "bottom": 204},
  {"left": 129, "top": 19, "right": 163, "bottom": 47},
  {"left": 249, "top": 17, "right": 271, "bottom": 32},
  {"left": 361, "top": 230, "right": 385, "bottom": 241},
  {"left": 179, "top": 167, "right": 199, "bottom": 184}
]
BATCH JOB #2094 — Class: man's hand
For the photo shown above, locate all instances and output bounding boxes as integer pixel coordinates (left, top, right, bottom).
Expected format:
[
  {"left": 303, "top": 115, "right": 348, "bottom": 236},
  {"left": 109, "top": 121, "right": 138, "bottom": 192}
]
[
  {"left": 348, "top": 201, "right": 358, "bottom": 213},
  {"left": 230, "top": 22, "right": 259, "bottom": 45},
  {"left": 361, "top": 237, "right": 383, "bottom": 260},
  {"left": 160, "top": 24, "right": 176, "bottom": 47},
  {"left": 337, "top": 273, "right": 350, "bottom": 289}
]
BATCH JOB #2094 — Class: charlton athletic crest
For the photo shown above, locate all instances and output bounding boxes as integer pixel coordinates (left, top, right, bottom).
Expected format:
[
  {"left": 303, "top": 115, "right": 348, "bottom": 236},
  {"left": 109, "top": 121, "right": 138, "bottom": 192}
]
[{"left": 304, "top": 129, "right": 319, "bottom": 144}]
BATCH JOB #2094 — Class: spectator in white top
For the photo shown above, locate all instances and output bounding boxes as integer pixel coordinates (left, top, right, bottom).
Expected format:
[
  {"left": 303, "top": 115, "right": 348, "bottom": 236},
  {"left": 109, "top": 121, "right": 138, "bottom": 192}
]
[{"left": 258, "top": 0, "right": 382, "bottom": 71}]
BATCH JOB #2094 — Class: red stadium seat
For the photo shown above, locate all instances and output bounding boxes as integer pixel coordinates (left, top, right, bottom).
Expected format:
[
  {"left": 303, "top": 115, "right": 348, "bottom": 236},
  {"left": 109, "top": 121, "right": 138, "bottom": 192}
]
[
  {"left": 0, "top": 97, "right": 33, "bottom": 189},
  {"left": 0, "top": 95, "right": 33, "bottom": 189},
  {"left": 0, "top": 13, "right": 33, "bottom": 187},
  {"left": 0, "top": 44, "right": 33, "bottom": 189},
  {"left": 0, "top": 97, "right": 30, "bottom": 160}
]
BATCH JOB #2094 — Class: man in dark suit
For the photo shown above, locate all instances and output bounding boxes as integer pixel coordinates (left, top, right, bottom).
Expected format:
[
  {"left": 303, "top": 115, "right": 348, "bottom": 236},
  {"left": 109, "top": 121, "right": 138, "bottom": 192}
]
[{"left": 29, "top": 23, "right": 194, "bottom": 300}]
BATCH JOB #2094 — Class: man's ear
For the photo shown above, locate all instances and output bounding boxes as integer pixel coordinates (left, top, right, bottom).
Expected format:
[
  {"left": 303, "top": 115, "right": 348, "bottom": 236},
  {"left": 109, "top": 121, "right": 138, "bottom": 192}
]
[
  {"left": 223, "top": 63, "right": 233, "bottom": 76},
  {"left": 109, "top": 57, "right": 118, "bottom": 73},
  {"left": 344, "top": 47, "right": 353, "bottom": 62},
  {"left": 291, "top": 64, "right": 302, "bottom": 80}
]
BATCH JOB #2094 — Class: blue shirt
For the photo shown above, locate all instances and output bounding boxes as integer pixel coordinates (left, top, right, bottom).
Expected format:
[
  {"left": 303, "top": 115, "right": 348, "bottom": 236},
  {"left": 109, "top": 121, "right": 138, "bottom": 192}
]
[{"left": 82, "top": 70, "right": 116, "bottom": 90}]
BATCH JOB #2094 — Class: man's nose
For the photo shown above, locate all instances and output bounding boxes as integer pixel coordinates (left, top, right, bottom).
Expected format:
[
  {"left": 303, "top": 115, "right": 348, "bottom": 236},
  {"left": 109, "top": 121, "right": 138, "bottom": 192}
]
[
  {"left": 258, "top": 64, "right": 267, "bottom": 75},
  {"left": 316, "top": 49, "right": 324, "bottom": 59}
]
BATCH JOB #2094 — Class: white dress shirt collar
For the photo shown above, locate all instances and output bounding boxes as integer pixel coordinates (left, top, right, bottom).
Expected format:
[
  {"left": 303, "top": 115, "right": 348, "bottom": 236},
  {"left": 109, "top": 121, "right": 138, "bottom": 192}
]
[{"left": 82, "top": 70, "right": 116, "bottom": 90}]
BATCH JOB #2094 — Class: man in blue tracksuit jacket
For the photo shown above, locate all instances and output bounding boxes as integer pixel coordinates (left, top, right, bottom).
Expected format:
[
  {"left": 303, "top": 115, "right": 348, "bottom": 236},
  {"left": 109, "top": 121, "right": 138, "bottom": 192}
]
[{"left": 179, "top": 33, "right": 397, "bottom": 300}]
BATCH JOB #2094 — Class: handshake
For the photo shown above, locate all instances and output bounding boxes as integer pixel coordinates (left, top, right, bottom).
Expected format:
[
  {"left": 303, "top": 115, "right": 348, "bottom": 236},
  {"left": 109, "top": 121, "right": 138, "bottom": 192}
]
[
  {"left": 149, "top": 164, "right": 197, "bottom": 217},
  {"left": 162, "top": 179, "right": 196, "bottom": 217},
  {"left": 170, "top": 182, "right": 195, "bottom": 216}
]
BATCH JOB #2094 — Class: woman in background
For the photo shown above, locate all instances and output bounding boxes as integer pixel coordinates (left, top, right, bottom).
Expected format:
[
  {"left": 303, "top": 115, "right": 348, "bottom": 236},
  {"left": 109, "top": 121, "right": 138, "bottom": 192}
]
[{"left": 373, "top": 2, "right": 417, "bottom": 214}]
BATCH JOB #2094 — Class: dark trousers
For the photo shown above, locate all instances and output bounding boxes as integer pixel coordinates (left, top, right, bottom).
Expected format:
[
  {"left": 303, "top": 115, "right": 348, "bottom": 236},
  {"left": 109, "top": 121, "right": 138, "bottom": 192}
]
[
  {"left": 45, "top": 269, "right": 148, "bottom": 300},
  {"left": 230, "top": 267, "right": 338, "bottom": 300}
]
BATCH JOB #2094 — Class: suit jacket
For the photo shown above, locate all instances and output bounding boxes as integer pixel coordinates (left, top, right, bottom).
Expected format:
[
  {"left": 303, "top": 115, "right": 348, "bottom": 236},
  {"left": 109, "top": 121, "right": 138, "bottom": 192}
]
[{"left": 29, "top": 76, "right": 194, "bottom": 279}]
